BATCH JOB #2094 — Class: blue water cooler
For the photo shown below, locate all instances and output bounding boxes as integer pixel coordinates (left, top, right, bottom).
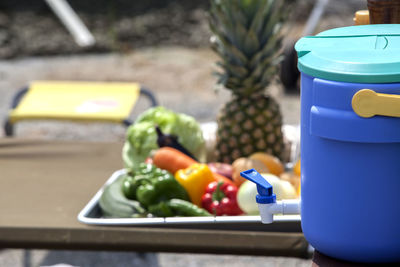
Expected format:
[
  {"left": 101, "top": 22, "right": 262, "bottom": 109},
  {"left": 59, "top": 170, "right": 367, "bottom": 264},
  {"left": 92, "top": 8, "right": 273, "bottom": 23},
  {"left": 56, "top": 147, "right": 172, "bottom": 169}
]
[{"left": 242, "top": 24, "right": 400, "bottom": 263}]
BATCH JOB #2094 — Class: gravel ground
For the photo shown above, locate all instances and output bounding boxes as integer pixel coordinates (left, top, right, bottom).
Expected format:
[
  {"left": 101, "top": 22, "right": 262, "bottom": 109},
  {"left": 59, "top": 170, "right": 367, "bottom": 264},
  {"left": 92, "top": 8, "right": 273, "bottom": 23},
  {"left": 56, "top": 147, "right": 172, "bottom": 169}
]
[
  {"left": 0, "top": 0, "right": 211, "bottom": 58},
  {"left": 0, "top": 250, "right": 312, "bottom": 267}
]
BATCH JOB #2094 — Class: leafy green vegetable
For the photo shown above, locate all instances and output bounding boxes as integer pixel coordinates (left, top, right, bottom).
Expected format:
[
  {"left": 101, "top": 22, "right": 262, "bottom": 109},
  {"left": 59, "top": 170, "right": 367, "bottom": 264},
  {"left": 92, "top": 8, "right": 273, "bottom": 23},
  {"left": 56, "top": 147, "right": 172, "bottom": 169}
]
[{"left": 123, "top": 106, "right": 206, "bottom": 169}]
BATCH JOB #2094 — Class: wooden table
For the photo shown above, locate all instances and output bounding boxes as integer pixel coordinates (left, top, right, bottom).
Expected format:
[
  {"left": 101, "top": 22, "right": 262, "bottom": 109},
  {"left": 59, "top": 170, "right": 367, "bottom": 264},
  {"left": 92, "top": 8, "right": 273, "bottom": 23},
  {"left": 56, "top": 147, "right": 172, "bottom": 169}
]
[{"left": 0, "top": 139, "right": 309, "bottom": 257}]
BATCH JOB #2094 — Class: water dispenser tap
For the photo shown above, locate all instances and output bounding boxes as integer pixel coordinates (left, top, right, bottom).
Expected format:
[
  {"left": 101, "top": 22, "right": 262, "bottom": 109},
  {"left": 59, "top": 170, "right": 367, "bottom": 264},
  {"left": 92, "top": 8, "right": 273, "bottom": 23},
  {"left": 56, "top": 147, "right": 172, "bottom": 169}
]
[{"left": 240, "top": 169, "right": 301, "bottom": 224}]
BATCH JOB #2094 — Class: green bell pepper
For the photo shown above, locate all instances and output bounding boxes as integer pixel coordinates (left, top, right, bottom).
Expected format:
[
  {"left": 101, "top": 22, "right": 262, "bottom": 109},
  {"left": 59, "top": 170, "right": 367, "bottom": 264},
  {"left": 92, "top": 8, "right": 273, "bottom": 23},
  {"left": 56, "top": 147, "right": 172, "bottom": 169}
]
[{"left": 122, "top": 163, "right": 190, "bottom": 209}]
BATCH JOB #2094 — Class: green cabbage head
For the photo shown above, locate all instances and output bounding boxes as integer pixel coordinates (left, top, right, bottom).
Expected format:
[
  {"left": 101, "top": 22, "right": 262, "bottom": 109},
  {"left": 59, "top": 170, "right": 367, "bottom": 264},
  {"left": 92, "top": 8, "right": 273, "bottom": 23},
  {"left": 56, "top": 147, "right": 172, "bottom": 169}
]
[{"left": 122, "top": 106, "right": 206, "bottom": 169}]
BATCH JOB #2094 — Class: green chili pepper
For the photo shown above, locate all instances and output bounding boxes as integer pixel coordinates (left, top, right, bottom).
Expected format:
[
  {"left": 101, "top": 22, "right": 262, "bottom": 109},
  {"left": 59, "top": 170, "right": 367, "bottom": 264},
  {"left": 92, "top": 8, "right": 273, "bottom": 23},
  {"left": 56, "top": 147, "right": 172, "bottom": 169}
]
[
  {"left": 148, "top": 199, "right": 212, "bottom": 217},
  {"left": 167, "top": 199, "right": 212, "bottom": 217},
  {"left": 148, "top": 201, "right": 175, "bottom": 217}
]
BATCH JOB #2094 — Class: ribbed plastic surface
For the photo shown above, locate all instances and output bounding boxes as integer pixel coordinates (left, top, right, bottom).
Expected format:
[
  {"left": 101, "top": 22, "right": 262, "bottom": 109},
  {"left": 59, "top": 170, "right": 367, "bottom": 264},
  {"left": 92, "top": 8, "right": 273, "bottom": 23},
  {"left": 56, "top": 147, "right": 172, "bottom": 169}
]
[{"left": 300, "top": 73, "right": 400, "bottom": 262}]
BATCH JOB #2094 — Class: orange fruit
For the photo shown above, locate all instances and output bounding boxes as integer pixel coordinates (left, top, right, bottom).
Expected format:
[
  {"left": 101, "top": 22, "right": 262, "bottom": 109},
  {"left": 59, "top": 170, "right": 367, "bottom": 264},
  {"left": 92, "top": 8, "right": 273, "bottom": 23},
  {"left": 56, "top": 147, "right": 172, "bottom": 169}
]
[
  {"left": 249, "top": 152, "right": 284, "bottom": 176},
  {"left": 280, "top": 171, "right": 300, "bottom": 191},
  {"left": 231, "top": 157, "right": 269, "bottom": 186},
  {"left": 293, "top": 159, "right": 301, "bottom": 176},
  {"left": 297, "top": 183, "right": 301, "bottom": 197}
]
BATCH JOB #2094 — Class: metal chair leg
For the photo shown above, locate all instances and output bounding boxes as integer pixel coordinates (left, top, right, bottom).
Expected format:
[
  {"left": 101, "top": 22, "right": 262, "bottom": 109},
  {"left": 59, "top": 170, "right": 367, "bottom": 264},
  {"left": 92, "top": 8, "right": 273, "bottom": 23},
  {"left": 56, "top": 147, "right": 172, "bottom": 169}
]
[
  {"left": 123, "top": 86, "right": 159, "bottom": 126},
  {"left": 4, "top": 119, "right": 14, "bottom": 137},
  {"left": 140, "top": 86, "right": 158, "bottom": 107},
  {"left": 4, "top": 87, "right": 29, "bottom": 137}
]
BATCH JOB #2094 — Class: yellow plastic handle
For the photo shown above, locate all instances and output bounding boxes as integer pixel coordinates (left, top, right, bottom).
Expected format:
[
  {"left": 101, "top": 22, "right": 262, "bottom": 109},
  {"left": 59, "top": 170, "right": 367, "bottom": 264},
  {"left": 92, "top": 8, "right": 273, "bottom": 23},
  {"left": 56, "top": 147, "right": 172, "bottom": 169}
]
[{"left": 352, "top": 89, "right": 400, "bottom": 118}]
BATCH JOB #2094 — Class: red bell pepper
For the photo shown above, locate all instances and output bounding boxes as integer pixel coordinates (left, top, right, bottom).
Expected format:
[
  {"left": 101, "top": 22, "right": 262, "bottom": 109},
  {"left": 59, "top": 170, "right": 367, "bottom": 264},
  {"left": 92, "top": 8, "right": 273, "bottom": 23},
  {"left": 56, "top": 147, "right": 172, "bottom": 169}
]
[{"left": 201, "top": 181, "right": 243, "bottom": 216}]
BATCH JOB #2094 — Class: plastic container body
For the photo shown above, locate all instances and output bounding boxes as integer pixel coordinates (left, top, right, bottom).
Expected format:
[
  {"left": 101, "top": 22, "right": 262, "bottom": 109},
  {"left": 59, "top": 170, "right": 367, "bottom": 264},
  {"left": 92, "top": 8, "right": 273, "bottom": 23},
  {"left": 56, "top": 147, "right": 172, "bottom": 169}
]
[{"left": 300, "top": 73, "right": 400, "bottom": 262}]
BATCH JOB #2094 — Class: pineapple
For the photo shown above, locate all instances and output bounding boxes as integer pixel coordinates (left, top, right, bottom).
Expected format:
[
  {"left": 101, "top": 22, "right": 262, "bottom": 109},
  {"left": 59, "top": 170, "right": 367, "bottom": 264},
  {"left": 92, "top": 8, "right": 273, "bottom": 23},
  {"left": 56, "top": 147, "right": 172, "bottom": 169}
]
[{"left": 209, "top": 0, "right": 292, "bottom": 163}]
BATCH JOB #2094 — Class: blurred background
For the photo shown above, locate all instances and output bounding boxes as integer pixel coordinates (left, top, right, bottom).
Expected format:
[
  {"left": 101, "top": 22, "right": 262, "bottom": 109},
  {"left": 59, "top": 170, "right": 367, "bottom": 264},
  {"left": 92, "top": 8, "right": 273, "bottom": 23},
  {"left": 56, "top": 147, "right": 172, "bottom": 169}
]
[
  {"left": 0, "top": 0, "right": 366, "bottom": 140},
  {"left": 0, "top": 0, "right": 367, "bottom": 266},
  {"left": 0, "top": 0, "right": 364, "bottom": 58}
]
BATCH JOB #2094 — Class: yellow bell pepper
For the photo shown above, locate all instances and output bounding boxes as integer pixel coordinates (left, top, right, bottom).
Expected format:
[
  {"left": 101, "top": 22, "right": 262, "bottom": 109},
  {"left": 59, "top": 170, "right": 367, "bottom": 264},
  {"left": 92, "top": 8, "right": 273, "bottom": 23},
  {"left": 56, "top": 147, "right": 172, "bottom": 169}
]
[{"left": 175, "top": 163, "right": 215, "bottom": 207}]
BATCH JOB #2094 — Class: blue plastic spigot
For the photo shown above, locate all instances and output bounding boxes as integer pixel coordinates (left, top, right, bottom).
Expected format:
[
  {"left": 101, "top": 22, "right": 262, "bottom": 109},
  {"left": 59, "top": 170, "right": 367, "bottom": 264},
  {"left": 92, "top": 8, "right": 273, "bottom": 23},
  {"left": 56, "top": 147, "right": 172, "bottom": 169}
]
[{"left": 240, "top": 169, "right": 276, "bottom": 204}]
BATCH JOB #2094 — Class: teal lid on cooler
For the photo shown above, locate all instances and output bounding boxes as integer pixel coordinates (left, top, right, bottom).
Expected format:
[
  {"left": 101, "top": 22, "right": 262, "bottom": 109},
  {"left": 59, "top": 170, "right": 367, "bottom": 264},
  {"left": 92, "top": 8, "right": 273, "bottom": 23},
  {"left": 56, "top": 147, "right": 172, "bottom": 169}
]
[{"left": 295, "top": 24, "right": 400, "bottom": 83}]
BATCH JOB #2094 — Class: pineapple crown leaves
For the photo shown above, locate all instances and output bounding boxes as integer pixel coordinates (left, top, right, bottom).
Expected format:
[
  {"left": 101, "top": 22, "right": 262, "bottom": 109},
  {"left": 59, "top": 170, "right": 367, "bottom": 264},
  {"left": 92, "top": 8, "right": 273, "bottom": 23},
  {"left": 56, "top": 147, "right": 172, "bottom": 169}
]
[{"left": 209, "top": 0, "right": 294, "bottom": 96}]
